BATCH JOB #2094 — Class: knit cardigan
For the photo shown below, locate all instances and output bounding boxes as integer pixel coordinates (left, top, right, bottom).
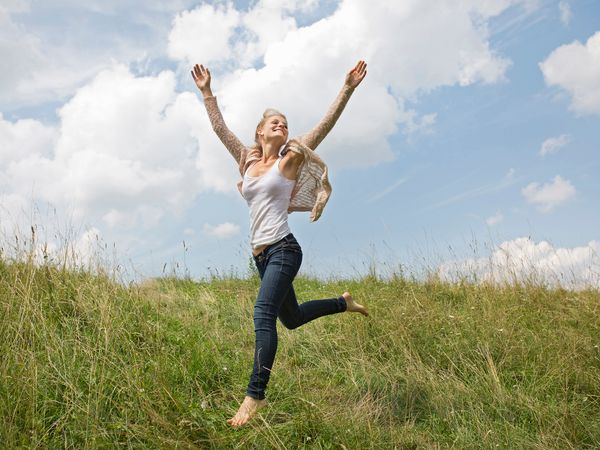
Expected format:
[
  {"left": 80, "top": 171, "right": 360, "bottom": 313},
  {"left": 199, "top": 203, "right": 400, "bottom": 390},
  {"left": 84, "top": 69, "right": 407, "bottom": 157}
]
[{"left": 203, "top": 84, "right": 355, "bottom": 222}]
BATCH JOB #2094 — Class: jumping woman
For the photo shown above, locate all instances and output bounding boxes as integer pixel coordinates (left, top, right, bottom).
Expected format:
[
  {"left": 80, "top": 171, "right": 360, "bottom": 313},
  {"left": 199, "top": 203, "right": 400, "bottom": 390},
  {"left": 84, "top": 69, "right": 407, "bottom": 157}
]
[{"left": 191, "top": 60, "right": 369, "bottom": 428}]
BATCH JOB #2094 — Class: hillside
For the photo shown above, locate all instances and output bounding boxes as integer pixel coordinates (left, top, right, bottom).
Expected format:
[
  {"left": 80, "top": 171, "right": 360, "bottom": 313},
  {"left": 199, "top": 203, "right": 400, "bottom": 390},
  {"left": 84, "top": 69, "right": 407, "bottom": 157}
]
[{"left": 1, "top": 259, "right": 599, "bottom": 448}]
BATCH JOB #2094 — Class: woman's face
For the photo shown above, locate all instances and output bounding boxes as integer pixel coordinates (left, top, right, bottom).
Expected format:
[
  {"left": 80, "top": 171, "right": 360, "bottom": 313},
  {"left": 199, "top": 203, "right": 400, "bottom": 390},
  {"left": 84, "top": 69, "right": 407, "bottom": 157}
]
[{"left": 259, "top": 115, "right": 288, "bottom": 145}]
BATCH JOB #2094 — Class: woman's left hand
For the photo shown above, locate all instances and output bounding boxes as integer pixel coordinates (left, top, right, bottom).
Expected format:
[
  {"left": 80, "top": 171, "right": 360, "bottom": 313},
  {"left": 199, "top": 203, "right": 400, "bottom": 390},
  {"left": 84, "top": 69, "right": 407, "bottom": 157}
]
[{"left": 344, "top": 60, "right": 367, "bottom": 89}]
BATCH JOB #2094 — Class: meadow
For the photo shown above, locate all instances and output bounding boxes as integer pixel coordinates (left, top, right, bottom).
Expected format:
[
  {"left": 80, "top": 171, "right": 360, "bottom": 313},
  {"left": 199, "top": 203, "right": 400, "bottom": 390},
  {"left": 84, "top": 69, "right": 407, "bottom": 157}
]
[{"left": 1, "top": 242, "right": 599, "bottom": 449}]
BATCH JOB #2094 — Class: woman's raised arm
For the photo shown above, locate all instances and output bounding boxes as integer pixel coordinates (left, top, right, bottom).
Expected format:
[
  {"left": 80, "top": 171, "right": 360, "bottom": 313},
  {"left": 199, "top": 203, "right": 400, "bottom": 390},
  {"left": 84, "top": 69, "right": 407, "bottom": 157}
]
[
  {"left": 299, "top": 60, "right": 367, "bottom": 151},
  {"left": 192, "top": 64, "right": 246, "bottom": 165}
]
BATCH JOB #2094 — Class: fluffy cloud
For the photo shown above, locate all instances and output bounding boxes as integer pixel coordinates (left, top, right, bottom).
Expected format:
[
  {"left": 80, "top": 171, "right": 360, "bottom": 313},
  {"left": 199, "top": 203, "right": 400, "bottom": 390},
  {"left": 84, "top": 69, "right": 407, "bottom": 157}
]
[
  {"left": 521, "top": 175, "right": 575, "bottom": 213},
  {"left": 0, "top": 0, "right": 539, "bottom": 273},
  {"left": 0, "top": 114, "right": 57, "bottom": 228},
  {"left": 69, "top": 227, "right": 105, "bottom": 268},
  {"left": 0, "top": 65, "right": 243, "bottom": 231},
  {"left": 0, "top": 2, "right": 184, "bottom": 109},
  {"left": 168, "top": 0, "right": 321, "bottom": 69},
  {"left": 438, "top": 237, "right": 600, "bottom": 290},
  {"left": 2, "top": 0, "right": 531, "bottom": 224},
  {"left": 168, "top": 3, "right": 241, "bottom": 66},
  {"left": 540, "top": 31, "right": 600, "bottom": 115},
  {"left": 539, "top": 134, "right": 570, "bottom": 156},
  {"left": 168, "top": 0, "right": 524, "bottom": 170},
  {"left": 0, "top": 113, "right": 56, "bottom": 163},
  {"left": 202, "top": 222, "right": 240, "bottom": 239}
]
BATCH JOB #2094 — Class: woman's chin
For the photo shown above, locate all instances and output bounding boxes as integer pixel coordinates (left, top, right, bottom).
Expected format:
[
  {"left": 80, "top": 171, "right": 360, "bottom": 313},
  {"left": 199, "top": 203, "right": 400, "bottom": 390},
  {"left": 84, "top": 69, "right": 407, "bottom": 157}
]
[{"left": 267, "top": 137, "right": 287, "bottom": 147}]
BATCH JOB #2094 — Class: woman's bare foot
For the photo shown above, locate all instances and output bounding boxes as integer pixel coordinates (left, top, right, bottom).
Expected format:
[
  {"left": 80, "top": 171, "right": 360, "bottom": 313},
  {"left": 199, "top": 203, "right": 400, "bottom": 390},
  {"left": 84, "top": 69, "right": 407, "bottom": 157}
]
[
  {"left": 342, "top": 291, "right": 369, "bottom": 316},
  {"left": 227, "top": 395, "right": 268, "bottom": 428}
]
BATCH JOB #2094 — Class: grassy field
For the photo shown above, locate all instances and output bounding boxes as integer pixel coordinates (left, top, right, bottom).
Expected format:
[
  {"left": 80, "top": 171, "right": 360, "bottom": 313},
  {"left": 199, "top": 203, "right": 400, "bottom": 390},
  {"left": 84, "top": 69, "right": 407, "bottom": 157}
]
[{"left": 1, "top": 254, "right": 599, "bottom": 449}]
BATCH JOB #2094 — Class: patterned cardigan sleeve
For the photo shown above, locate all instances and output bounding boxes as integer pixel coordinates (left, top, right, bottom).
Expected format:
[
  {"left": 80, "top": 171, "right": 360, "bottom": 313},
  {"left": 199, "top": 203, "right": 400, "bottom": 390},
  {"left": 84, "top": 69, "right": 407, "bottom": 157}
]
[
  {"left": 299, "top": 84, "right": 355, "bottom": 151},
  {"left": 203, "top": 96, "right": 247, "bottom": 164}
]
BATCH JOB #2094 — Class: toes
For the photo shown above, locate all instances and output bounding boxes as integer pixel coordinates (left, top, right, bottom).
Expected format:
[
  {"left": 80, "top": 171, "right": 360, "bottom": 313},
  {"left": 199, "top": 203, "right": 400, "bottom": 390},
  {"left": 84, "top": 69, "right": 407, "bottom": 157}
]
[{"left": 233, "top": 416, "right": 246, "bottom": 427}]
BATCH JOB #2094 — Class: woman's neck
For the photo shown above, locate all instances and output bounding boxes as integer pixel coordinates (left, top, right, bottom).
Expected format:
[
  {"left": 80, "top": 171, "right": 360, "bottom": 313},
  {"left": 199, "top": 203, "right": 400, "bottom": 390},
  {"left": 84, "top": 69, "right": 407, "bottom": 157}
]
[{"left": 261, "top": 142, "right": 286, "bottom": 163}]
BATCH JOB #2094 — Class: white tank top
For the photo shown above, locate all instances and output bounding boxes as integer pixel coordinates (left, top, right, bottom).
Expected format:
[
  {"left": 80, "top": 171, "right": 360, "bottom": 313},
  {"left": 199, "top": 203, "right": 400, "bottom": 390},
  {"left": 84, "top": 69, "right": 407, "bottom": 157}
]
[{"left": 241, "top": 155, "right": 296, "bottom": 249}]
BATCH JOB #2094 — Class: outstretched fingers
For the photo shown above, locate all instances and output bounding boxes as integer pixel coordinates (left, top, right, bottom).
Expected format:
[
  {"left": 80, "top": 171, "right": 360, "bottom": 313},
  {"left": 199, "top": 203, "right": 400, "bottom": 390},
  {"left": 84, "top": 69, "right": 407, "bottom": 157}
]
[
  {"left": 191, "top": 64, "right": 208, "bottom": 79},
  {"left": 355, "top": 60, "right": 367, "bottom": 77},
  {"left": 348, "top": 60, "right": 366, "bottom": 77},
  {"left": 191, "top": 64, "right": 212, "bottom": 93},
  {"left": 345, "top": 60, "right": 367, "bottom": 88}
]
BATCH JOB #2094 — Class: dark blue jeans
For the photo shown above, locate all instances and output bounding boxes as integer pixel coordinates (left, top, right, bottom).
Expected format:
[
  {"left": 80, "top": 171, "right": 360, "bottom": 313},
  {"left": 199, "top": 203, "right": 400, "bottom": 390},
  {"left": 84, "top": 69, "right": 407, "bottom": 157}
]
[{"left": 246, "top": 232, "right": 347, "bottom": 400}]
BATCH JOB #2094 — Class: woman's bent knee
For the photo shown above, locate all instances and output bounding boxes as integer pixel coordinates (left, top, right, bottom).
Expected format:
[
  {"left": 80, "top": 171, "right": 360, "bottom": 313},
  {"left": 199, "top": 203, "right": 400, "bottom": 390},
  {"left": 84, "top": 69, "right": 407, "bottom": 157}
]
[{"left": 279, "top": 316, "right": 301, "bottom": 330}]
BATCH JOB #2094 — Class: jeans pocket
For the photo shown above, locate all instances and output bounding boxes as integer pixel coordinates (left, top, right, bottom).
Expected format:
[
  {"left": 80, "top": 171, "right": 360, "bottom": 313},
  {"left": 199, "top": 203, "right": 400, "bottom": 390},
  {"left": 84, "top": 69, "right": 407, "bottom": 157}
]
[
  {"left": 282, "top": 240, "right": 302, "bottom": 254},
  {"left": 253, "top": 253, "right": 265, "bottom": 267}
]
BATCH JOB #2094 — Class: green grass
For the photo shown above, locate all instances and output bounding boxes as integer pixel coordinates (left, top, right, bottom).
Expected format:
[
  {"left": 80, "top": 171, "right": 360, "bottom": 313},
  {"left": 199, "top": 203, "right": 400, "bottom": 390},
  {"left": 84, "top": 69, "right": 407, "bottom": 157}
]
[{"left": 1, "top": 256, "right": 599, "bottom": 449}]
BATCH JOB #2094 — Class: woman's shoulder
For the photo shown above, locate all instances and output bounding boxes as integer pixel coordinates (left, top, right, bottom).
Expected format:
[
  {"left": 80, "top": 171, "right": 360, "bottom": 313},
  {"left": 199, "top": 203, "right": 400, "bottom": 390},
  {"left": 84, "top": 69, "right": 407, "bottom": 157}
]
[
  {"left": 284, "top": 138, "right": 312, "bottom": 157},
  {"left": 282, "top": 143, "right": 305, "bottom": 166}
]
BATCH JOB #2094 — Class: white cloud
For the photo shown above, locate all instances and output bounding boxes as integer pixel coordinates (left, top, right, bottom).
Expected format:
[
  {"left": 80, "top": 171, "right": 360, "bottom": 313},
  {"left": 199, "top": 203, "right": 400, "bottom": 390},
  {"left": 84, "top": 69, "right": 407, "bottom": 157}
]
[
  {"left": 1, "top": 0, "right": 532, "bottom": 213},
  {"left": 539, "top": 134, "right": 570, "bottom": 156},
  {"left": 0, "top": 114, "right": 57, "bottom": 231},
  {"left": 0, "top": 3, "right": 181, "bottom": 109},
  {"left": 0, "top": 213, "right": 107, "bottom": 270},
  {"left": 168, "top": 3, "right": 241, "bottom": 66},
  {"left": 0, "top": 0, "right": 540, "bottom": 268},
  {"left": 486, "top": 211, "right": 503, "bottom": 226},
  {"left": 51, "top": 66, "right": 205, "bottom": 227},
  {"left": 438, "top": 237, "right": 600, "bottom": 290},
  {"left": 540, "top": 31, "right": 600, "bottom": 115},
  {"left": 235, "top": 1, "right": 298, "bottom": 68},
  {"left": 166, "top": 0, "right": 526, "bottom": 171},
  {"left": 0, "top": 65, "right": 246, "bottom": 232},
  {"left": 70, "top": 227, "right": 104, "bottom": 268},
  {"left": 521, "top": 175, "right": 576, "bottom": 212},
  {"left": 167, "top": 0, "right": 324, "bottom": 69},
  {"left": 0, "top": 113, "right": 56, "bottom": 163},
  {"left": 0, "top": 8, "right": 46, "bottom": 104},
  {"left": 202, "top": 222, "right": 240, "bottom": 238},
  {"left": 505, "top": 167, "right": 516, "bottom": 179},
  {"left": 558, "top": 1, "right": 572, "bottom": 26}
]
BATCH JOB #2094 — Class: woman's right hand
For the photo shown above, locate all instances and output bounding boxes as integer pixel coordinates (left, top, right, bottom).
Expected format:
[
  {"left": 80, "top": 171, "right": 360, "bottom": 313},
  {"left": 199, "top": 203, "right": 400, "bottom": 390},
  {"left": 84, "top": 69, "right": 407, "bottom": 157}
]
[{"left": 191, "top": 64, "right": 212, "bottom": 94}]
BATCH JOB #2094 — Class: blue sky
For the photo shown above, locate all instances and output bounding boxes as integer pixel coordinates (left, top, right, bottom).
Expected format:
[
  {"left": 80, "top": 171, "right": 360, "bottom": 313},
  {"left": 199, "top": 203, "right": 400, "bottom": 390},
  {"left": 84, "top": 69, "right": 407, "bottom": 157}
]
[{"left": 1, "top": 0, "right": 599, "bottom": 286}]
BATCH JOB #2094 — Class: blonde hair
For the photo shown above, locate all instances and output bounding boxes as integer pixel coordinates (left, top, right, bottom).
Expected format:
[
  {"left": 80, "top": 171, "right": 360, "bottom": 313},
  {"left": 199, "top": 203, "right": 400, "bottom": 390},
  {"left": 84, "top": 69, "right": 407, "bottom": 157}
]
[{"left": 253, "top": 108, "right": 287, "bottom": 149}]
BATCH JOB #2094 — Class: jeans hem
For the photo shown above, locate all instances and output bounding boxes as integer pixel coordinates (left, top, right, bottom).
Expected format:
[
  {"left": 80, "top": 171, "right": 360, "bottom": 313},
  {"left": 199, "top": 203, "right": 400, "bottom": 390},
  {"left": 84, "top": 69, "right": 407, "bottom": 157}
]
[{"left": 246, "top": 391, "right": 265, "bottom": 400}]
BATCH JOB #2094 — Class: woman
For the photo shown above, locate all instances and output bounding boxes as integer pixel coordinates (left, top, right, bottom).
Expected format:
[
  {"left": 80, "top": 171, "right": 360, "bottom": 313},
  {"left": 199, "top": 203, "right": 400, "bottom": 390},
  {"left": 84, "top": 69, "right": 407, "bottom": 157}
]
[{"left": 191, "top": 60, "right": 369, "bottom": 428}]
